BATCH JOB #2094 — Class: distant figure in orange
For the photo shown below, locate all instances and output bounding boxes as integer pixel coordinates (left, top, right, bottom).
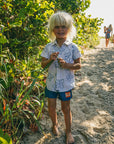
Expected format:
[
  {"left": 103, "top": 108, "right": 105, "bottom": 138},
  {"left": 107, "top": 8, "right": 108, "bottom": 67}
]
[{"left": 105, "top": 24, "right": 113, "bottom": 47}]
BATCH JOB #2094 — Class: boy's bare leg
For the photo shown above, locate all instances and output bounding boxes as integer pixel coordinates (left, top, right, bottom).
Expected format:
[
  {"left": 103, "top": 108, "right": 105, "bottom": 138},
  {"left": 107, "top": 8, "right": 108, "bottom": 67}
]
[
  {"left": 48, "top": 98, "right": 59, "bottom": 135},
  {"left": 61, "top": 100, "right": 74, "bottom": 144}
]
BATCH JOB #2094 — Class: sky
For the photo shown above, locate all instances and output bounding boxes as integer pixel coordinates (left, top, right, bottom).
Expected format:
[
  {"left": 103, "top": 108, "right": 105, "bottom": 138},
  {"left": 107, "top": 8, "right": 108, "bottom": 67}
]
[{"left": 85, "top": 0, "right": 114, "bottom": 36}]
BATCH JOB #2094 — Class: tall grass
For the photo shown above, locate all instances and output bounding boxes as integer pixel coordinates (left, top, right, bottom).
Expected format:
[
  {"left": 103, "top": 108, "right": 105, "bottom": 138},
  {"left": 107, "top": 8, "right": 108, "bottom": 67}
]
[{"left": 0, "top": 49, "right": 47, "bottom": 143}]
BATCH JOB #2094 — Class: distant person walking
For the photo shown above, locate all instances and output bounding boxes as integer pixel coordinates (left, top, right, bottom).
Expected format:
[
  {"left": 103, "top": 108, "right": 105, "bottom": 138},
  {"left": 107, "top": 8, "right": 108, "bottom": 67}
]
[{"left": 104, "top": 24, "right": 113, "bottom": 47}]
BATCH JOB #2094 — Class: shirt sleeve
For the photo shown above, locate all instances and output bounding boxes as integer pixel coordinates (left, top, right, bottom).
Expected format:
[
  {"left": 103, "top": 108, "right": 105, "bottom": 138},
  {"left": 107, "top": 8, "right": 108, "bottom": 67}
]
[
  {"left": 72, "top": 44, "right": 82, "bottom": 60},
  {"left": 41, "top": 44, "right": 49, "bottom": 59}
]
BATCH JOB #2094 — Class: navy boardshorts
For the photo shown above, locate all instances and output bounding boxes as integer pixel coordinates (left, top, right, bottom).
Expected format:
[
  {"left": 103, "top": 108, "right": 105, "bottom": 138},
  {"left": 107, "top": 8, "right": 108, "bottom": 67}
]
[{"left": 45, "top": 87, "right": 72, "bottom": 101}]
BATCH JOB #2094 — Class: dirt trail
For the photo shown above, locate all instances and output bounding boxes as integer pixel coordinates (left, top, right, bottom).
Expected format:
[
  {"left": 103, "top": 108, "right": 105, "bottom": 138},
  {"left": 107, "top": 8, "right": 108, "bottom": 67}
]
[{"left": 20, "top": 39, "right": 114, "bottom": 144}]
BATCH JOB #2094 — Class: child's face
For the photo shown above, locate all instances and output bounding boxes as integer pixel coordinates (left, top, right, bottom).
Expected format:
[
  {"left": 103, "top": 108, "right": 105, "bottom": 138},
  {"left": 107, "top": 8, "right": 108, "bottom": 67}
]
[{"left": 53, "top": 25, "right": 69, "bottom": 40}]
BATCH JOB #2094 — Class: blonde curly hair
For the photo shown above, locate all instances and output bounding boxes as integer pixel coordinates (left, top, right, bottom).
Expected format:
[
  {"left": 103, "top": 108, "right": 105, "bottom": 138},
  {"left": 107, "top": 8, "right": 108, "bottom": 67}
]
[{"left": 48, "top": 11, "right": 76, "bottom": 42}]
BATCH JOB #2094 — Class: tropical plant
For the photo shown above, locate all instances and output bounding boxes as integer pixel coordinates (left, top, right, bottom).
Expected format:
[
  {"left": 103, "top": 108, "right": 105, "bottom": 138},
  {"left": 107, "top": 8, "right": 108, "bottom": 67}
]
[
  {"left": 73, "top": 13, "right": 104, "bottom": 48},
  {"left": 0, "top": 0, "right": 54, "bottom": 59},
  {"left": 48, "top": 0, "right": 91, "bottom": 14}
]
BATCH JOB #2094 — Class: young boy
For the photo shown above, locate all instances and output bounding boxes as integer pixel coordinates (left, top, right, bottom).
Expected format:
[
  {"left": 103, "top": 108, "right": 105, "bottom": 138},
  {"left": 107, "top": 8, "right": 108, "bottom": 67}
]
[{"left": 41, "top": 11, "right": 81, "bottom": 144}]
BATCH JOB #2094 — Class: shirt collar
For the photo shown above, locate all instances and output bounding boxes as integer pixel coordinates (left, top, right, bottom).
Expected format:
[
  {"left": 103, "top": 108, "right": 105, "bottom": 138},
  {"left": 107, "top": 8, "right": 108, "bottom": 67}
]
[{"left": 52, "top": 39, "right": 72, "bottom": 46}]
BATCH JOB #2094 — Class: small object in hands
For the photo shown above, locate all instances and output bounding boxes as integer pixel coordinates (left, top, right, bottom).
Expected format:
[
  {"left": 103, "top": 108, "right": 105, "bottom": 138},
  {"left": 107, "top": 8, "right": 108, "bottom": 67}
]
[{"left": 57, "top": 57, "right": 61, "bottom": 66}]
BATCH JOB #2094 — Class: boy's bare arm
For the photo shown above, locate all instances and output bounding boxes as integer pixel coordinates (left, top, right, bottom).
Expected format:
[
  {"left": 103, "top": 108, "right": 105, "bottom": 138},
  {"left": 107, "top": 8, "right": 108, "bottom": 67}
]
[
  {"left": 41, "top": 57, "right": 52, "bottom": 68},
  {"left": 41, "top": 52, "right": 59, "bottom": 68},
  {"left": 58, "top": 58, "right": 81, "bottom": 70}
]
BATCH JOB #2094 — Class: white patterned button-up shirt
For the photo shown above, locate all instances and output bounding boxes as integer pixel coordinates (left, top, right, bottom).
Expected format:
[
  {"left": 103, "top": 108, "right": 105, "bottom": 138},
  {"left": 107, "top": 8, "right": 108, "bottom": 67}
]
[{"left": 41, "top": 40, "right": 81, "bottom": 92}]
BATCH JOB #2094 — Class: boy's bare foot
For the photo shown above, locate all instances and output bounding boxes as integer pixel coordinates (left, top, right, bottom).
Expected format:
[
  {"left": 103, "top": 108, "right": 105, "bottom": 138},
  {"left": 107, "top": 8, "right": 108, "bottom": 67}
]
[
  {"left": 52, "top": 125, "right": 59, "bottom": 136},
  {"left": 66, "top": 132, "right": 74, "bottom": 144}
]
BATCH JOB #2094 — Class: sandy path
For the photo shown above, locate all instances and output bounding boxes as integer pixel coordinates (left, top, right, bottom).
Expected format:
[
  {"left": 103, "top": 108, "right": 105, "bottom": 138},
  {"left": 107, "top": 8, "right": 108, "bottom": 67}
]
[{"left": 20, "top": 39, "right": 114, "bottom": 144}]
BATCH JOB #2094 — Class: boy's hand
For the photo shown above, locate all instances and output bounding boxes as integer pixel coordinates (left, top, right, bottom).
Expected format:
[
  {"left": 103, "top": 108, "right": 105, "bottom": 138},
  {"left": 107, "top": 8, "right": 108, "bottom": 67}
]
[
  {"left": 50, "top": 52, "right": 59, "bottom": 61},
  {"left": 57, "top": 58, "right": 67, "bottom": 68},
  {"left": 58, "top": 58, "right": 81, "bottom": 70}
]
